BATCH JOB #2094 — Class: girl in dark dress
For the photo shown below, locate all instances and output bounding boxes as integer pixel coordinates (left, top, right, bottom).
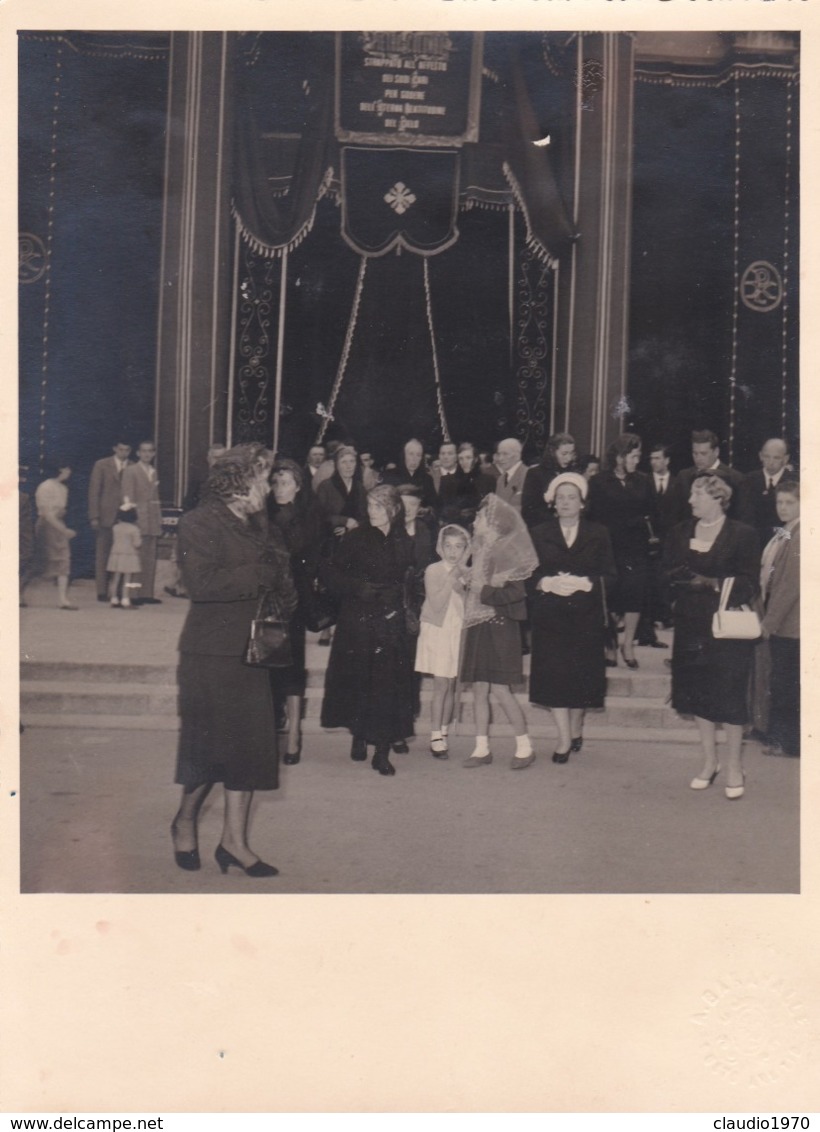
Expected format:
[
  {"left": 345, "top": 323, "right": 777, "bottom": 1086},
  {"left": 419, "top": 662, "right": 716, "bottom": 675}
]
[
  {"left": 528, "top": 473, "right": 617, "bottom": 762},
  {"left": 320, "top": 484, "right": 416, "bottom": 776},
  {"left": 267, "top": 457, "right": 324, "bottom": 765},
  {"left": 460, "top": 494, "right": 539, "bottom": 770},
  {"left": 588, "top": 433, "right": 655, "bottom": 669},
  {"left": 172, "top": 446, "right": 298, "bottom": 877},
  {"left": 663, "top": 473, "right": 760, "bottom": 799}
]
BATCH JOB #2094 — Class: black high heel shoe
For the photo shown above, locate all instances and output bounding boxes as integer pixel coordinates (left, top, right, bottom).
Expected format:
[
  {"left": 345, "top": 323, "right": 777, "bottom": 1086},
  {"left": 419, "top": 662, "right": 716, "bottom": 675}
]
[
  {"left": 283, "top": 738, "right": 302, "bottom": 766},
  {"left": 551, "top": 748, "right": 572, "bottom": 764},
  {"left": 215, "top": 844, "right": 278, "bottom": 877},
  {"left": 570, "top": 736, "right": 583, "bottom": 753},
  {"left": 619, "top": 645, "right": 639, "bottom": 670},
  {"left": 171, "top": 818, "right": 200, "bottom": 871},
  {"left": 391, "top": 740, "right": 409, "bottom": 754},
  {"left": 371, "top": 750, "right": 396, "bottom": 776},
  {"left": 350, "top": 737, "right": 368, "bottom": 761}
]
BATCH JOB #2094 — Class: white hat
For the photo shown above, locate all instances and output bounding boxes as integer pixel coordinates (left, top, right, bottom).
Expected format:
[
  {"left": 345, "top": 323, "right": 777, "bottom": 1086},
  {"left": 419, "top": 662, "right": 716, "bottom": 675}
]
[{"left": 544, "top": 472, "right": 589, "bottom": 504}]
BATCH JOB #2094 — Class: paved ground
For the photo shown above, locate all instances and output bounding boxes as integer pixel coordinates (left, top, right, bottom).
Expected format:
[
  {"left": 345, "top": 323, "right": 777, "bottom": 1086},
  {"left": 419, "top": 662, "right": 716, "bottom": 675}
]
[
  {"left": 19, "top": 724, "right": 799, "bottom": 894},
  {"left": 18, "top": 578, "right": 800, "bottom": 893}
]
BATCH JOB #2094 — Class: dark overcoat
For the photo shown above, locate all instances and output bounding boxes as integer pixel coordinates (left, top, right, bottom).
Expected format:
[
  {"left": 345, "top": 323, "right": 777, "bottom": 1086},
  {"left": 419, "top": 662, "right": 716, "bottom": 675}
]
[
  {"left": 588, "top": 470, "right": 656, "bottom": 613},
  {"left": 175, "top": 498, "right": 296, "bottom": 791},
  {"left": 663, "top": 517, "right": 760, "bottom": 725},
  {"left": 320, "top": 523, "right": 415, "bottom": 745},
  {"left": 527, "top": 518, "right": 617, "bottom": 708}
]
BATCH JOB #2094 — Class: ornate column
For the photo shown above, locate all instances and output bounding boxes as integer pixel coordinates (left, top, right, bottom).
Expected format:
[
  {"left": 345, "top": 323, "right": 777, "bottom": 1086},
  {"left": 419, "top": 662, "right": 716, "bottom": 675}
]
[
  {"left": 554, "top": 33, "right": 635, "bottom": 457},
  {"left": 154, "top": 32, "right": 234, "bottom": 505}
]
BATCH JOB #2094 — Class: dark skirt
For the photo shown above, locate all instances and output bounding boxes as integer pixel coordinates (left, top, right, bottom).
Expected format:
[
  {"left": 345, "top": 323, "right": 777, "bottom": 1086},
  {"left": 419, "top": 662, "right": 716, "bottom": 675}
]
[
  {"left": 267, "top": 613, "right": 307, "bottom": 698},
  {"left": 176, "top": 653, "right": 279, "bottom": 791},
  {"left": 610, "top": 552, "right": 649, "bottom": 615},
  {"left": 529, "top": 621, "right": 606, "bottom": 709},
  {"left": 671, "top": 595, "right": 754, "bottom": 726},
  {"left": 321, "top": 610, "right": 414, "bottom": 745},
  {"left": 460, "top": 617, "right": 523, "bottom": 685}
]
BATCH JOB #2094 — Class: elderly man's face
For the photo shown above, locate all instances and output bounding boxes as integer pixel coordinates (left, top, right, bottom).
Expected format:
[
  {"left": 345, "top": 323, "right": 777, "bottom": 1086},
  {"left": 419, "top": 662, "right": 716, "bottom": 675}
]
[
  {"left": 404, "top": 441, "right": 423, "bottom": 473},
  {"left": 495, "top": 441, "right": 521, "bottom": 473},
  {"left": 760, "top": 440, "right": 789, "bottom": 476},
  {"left": 307, "top": 446, "right": 325, "bottom": 469}
]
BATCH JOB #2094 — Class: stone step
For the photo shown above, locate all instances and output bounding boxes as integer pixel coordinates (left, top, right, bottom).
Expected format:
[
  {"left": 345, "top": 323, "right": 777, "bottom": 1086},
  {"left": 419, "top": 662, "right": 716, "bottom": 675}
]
[
  {"left": 20, "top": 712, "right": 705, "bottom": 744},
  {"left": 21, "top": 679, "right": 685, "bottom": 735},
  {"left": 20, "top": 660, "right": 671, "bottom": 699}
]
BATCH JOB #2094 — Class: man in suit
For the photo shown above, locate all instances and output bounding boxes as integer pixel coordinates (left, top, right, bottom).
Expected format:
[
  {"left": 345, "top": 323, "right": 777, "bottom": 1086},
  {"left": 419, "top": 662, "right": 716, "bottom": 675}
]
[
  {"left": 673, "top": 429, "right": 745, "bottom": 521},
  {"left": 493, "top": 438, "right": 528, "bottom": 511},
  {"left": 88, "top": 439, "right": 132, "bottom": 601},
  {"left": 737, "top": 437, "right": 793, "bottom": 549},
  {"left": 431, "top": 440, "right": 460, "bottom": 520},
  {"left": 637, "top": 442, "right": 677, "bottom": 643},
  {"left": 761, "top": 479, "right": 800, "bottom": 757},
  {"left": 122, "top": 440, "right": 163, "bottom": 604}
]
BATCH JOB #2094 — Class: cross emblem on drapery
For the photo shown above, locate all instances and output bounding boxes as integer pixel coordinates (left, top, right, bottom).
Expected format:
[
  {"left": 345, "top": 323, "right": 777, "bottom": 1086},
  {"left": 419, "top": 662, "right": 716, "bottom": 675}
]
[{"left": 384, "top": 182, "right": 417, "bottom": 215}]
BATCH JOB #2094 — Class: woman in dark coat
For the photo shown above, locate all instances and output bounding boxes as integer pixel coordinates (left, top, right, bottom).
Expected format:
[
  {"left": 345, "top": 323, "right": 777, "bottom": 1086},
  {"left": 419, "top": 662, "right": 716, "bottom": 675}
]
[
  {"left": 528, "top": 473, "right": 617, "bottom": 762},
  {"left": 521, "top": 432, "right": 578, "bottom": 529},
  {"left": 320, "top": 484, "right": 416, "bottom": 776},
  {"left": 267, "top": 457, "right": 324, "bottom": 765},
  {"left": 315, "top": 444, "right": 369, "bottom": 534},
  {"left": 588, "top": 433, "right": 655, "bottom": 668},
  {"left": 663, "top": 473, "right": 760, "bottom": 799},
  {"left": 171, "top": 446, "right": 298, "bottom": 877},
  {"left": 452, "top": 442, "right": 495, "bottom": 528}
]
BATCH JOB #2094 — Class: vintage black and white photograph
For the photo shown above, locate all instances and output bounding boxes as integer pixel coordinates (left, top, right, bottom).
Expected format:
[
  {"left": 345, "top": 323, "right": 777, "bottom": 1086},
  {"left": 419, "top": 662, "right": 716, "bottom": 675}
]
[{"left": 18, "top": 28, "right": 800, "bottom": 895}]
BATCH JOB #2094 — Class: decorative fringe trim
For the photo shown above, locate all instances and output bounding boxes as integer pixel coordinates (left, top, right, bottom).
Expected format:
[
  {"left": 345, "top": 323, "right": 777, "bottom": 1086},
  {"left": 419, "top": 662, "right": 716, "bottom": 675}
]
[
  {"left": 423, "top": 259, "right": 451, "bottom": 443},
  {"left": 502, "top": 162, "right": 556, "bottom": 269},
  {"left": 635, "top": 62, "right": 798, "bottom": 89},
  {"left": 18, "top": 31, "right": 168, "bottom": 60},
  {"left": 316, "top": 256, "right": 368, "bottom": 444},
  {"left": 232, "top": 166, "right": 335, "bottom": 258},
  {"left": 461, "top": 196, "right": 511, "bottom": 214}
]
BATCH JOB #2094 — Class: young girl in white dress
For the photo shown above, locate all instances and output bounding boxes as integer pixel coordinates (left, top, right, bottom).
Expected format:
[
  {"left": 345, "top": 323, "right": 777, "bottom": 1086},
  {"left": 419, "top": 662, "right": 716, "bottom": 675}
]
[
  {"left": 107, "top": 504, "right": 142, "bottom": 608},
  {"left": 415, "top": 524, "right": 471, "bottom": 758}
]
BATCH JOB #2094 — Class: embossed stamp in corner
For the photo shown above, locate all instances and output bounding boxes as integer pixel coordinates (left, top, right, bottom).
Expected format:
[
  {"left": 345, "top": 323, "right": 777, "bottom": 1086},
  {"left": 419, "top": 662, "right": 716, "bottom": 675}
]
[{"left": 691, "top": 974, "right": 811, "bottom": 1089}]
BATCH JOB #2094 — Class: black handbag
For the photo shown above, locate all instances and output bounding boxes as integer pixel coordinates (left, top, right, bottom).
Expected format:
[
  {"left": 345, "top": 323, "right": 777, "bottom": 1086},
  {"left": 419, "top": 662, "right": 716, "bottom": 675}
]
[{"left": 243, "top": 590, "right": 293, "bottom": 668}]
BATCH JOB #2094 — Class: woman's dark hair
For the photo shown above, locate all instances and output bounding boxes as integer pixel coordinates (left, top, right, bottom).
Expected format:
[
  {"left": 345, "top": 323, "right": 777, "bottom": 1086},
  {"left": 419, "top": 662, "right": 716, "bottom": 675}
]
[
  {"left": 542, "top": 432, "right": 576, "bottom": 468},
  {"left": 45, "top": 458, "right": 71, "bottom": 478},
  {"left": 396, "top": 483, "right": 423, "bottom": 499},
  {"left": 775, "top": 479, "right": 800, "bottom": 499},
  {"left": 206, "top": 458, "right": 259, "bottom": 501},
  {"left": 115, "top": 506, "right": 138, "bottom": 524},
  {"left": 272, "top": 457, "right": 304, "bottom": 492},
  {"left": 605, "top": 433, "right": 642, "bottom": 471},
  {"left": 578, "top": 454, "right": 600, "bottom": 474}
]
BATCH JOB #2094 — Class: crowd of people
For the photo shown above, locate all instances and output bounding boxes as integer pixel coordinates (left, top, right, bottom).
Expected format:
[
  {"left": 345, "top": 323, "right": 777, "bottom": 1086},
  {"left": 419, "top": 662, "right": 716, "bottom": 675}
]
[{"left": 20, "top": 428, "right": 801, "bottom": 878}]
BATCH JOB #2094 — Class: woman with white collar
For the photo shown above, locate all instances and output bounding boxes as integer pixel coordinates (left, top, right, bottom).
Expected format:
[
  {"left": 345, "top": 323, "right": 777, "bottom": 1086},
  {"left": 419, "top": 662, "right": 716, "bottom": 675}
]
[{"left": 527, "top": 472, "right": 617, "bottom": 763}]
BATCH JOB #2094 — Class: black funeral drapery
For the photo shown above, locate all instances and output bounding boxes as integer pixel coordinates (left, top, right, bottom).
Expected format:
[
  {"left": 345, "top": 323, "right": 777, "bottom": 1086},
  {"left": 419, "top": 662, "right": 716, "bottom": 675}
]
[{"left": 231, "top": 32, "right": 576, "bottom": 264}]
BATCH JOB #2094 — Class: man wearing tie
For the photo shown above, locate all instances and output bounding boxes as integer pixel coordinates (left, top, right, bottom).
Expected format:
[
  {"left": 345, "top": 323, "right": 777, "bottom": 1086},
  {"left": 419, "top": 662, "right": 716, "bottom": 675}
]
[
  {"left": 637, "top": 443, "right": 677, "bottom": 643},
  {"left": 88, "top": 439, "right": 132, "bottom": 602},
  {"left": 122, "top": 440, "right": 163, "bottom": 604},
  {"left": 493, "top": 438, "right": 527, "bottom": 511},
  {"left": 431, "top": 440, "right": 460, "bottom": 521},
  {"left": 738, "top": 437, "right": 793, "bottom": 548}
]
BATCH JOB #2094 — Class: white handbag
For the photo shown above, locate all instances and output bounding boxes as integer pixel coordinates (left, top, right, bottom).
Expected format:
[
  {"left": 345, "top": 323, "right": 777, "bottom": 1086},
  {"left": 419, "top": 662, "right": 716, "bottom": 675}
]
[{"left": 711, "top": 576, "right": 761, "bottom": 640}]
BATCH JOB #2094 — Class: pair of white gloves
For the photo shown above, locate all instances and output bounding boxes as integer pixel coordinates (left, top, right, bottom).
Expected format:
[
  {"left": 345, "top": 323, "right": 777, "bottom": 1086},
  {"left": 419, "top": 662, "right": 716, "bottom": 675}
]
[{"left": 537, "top": 573, "right": 593, "bottom": 596}]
